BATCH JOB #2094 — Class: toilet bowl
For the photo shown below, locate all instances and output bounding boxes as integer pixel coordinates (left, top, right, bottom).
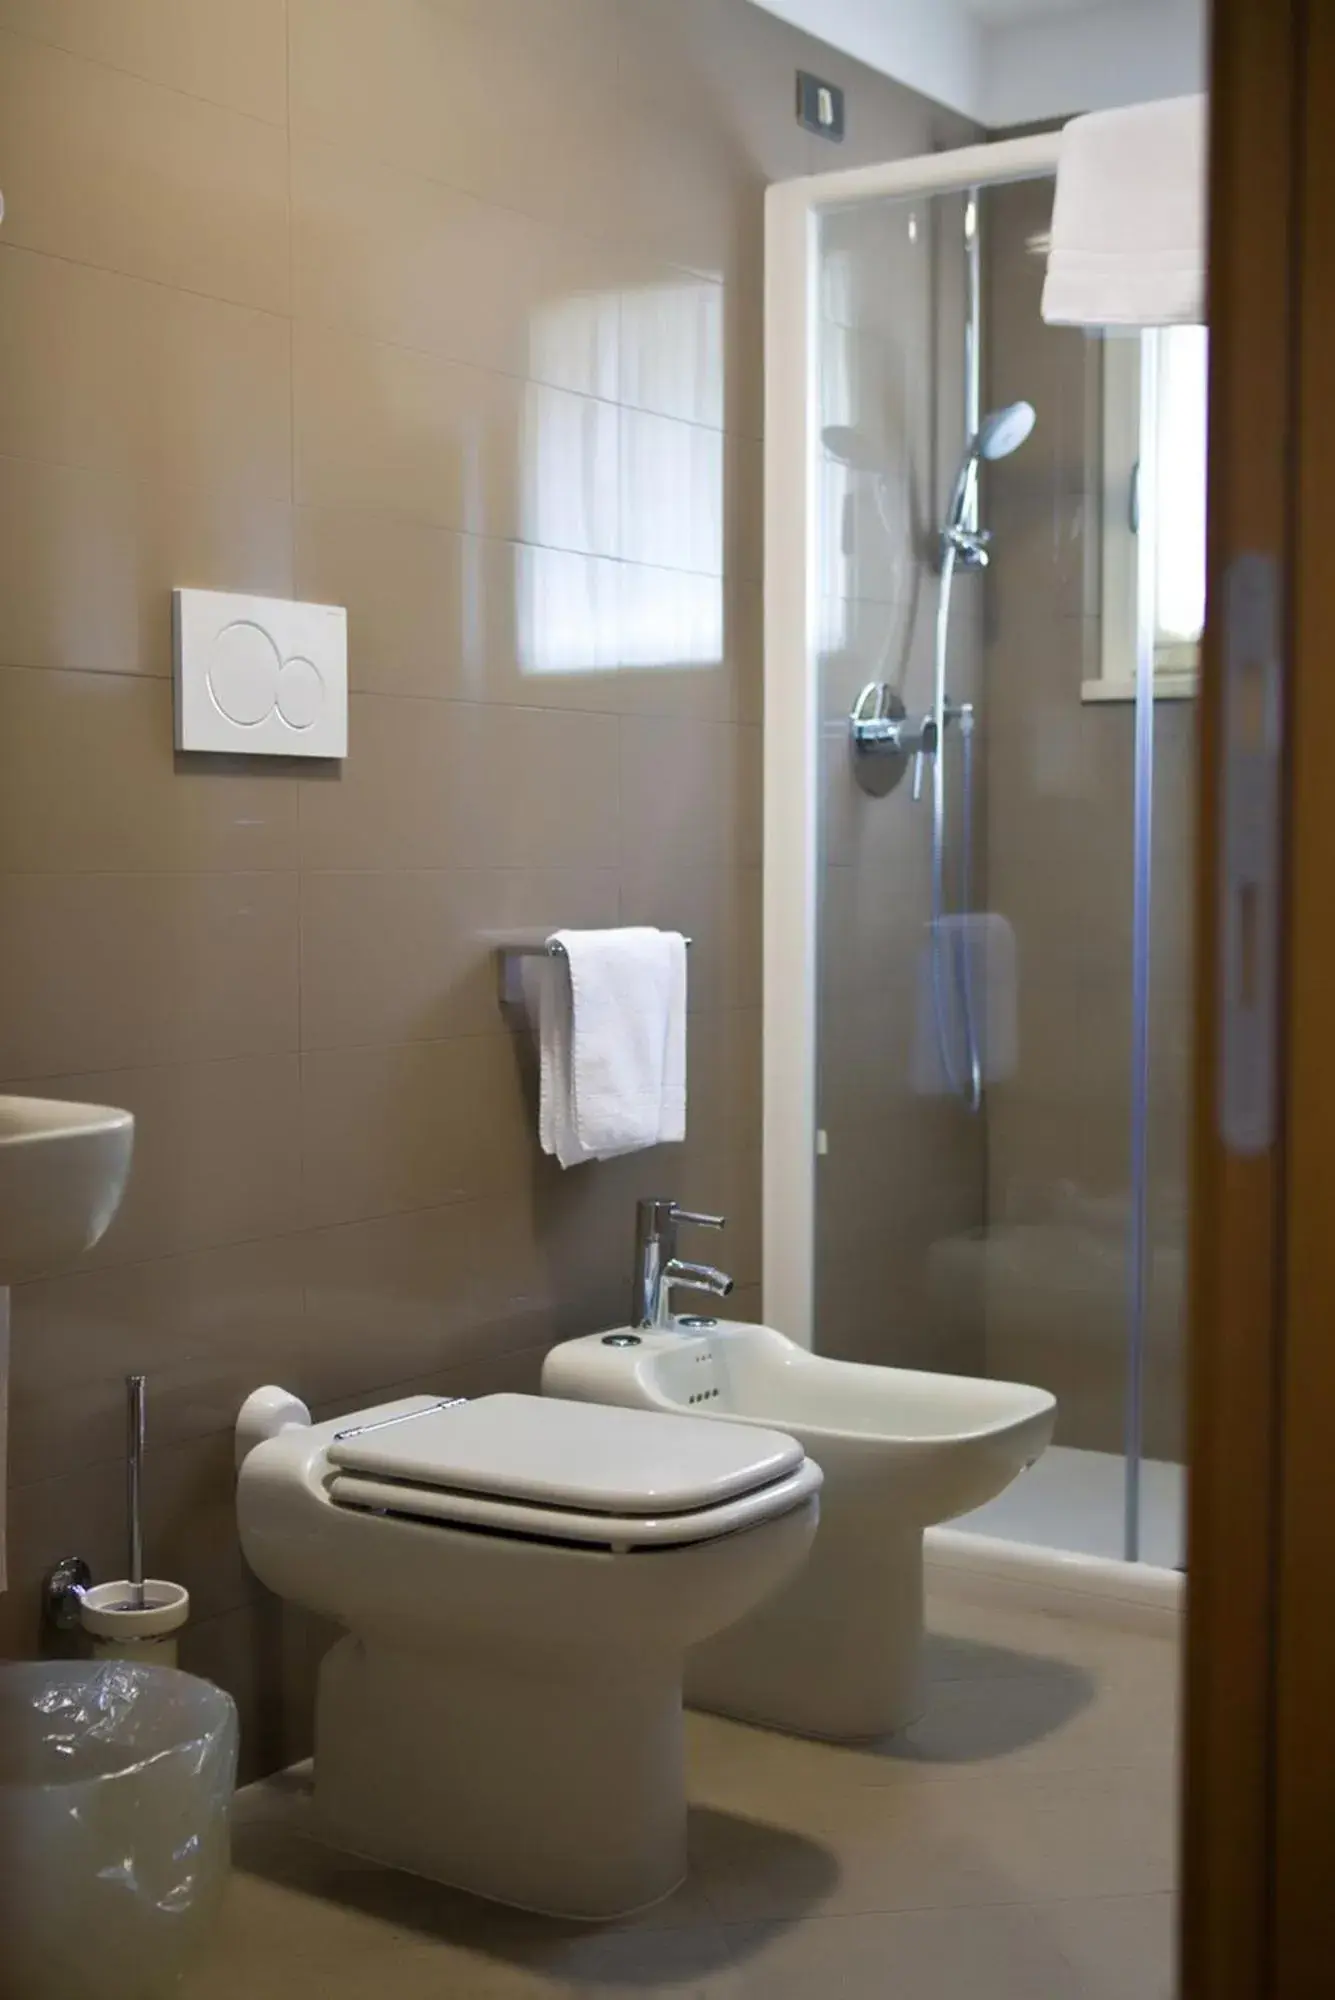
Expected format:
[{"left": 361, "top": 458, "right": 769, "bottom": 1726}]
[
  {"left": 543, "top": 1324, "right": 1055, "bottom": 1740},
  {"left": 235, "top": 1387, "right": 821, "bottom": 1920}
]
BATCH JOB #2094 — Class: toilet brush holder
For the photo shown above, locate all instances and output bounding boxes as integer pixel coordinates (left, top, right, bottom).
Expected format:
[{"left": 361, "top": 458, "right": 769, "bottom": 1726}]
[
  {"left": 78, "top": 1580, "right": 190, "bottom": 1666},
  {"left": 43, "top": 1374, "right": 192, "bottom": 1665}
]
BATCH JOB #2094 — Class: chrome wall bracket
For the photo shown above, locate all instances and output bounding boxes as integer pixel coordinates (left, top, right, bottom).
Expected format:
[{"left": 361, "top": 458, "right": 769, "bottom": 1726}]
[{"left": 44, "top": 1555, "right": 91, "bottom": 1633}]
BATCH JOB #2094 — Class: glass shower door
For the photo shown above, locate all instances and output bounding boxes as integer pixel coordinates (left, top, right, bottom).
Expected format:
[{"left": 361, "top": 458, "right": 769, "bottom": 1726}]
[{"left": 808, "top": 173, "right": 1191, "bottom": 1565}]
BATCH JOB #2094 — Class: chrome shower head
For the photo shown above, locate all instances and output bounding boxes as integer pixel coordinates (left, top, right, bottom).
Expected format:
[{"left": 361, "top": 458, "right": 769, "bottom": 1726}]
[
  {"left": 943, "top": 399, "right": 1036, "bottom": 559},
  {"left": 975, "top": 400, "right": 1036, "bottom": 461}
]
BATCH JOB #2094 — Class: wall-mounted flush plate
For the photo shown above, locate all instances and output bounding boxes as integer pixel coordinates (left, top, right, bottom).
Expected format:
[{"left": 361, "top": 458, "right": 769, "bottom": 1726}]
[
  {"left": 797, "top": 71, "right": 845, "bottom": 142},
  {"left": 173, "top": 588, "right": 348, "bottom": 758}
]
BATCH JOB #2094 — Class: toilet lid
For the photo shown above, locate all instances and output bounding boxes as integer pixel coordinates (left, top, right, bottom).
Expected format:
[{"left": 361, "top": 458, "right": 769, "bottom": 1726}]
[
  {"left": 326, "top": 1393, "right": 804, "bottom": 1516},
  {"left": 327, "top": 1456, "right": 823, "bottom": 1549}
]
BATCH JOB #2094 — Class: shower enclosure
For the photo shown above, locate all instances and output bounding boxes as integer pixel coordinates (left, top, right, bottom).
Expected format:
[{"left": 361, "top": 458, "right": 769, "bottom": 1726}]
[{"left": 764, "top": 135, "right": 1199, "bottom": 1568}]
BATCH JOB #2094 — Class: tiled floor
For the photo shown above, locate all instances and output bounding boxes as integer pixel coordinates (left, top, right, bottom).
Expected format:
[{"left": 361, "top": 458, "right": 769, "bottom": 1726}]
[{"left": 185, "top": 1593, "right": 1179, "bottom": 1998}]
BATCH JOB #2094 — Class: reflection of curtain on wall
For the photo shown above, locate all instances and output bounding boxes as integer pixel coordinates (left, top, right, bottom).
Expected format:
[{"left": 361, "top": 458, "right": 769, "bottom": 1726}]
[{"left": 519, "top": 284, "right": 724, "bottom": 675}]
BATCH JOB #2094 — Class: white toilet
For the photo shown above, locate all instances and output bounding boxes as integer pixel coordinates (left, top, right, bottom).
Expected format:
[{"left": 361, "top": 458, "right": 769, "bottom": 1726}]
[
  {"left": 235, "top": 1386, "right": 821, "bottom": 1920},
  {"left": 543, "top": 1323, "right": 1055, "bottom": 1740}
]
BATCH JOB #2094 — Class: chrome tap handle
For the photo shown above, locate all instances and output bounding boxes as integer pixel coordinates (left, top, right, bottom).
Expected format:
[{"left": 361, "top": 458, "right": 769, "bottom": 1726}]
[
  {"left": 910, "top": 716, "right": 939, "bottom": 804},
  {"left": 671, "top": 1207, "right": 725, "bottom": 1232},
  {"left": 662, "top": 1258, "right": 735, "bottom": 1314}
]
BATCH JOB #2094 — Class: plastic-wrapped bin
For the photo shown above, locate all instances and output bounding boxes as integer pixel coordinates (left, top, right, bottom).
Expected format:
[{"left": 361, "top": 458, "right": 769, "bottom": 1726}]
[{"left": 0, "top": 1661, "right": 238, "bottom": 2000}]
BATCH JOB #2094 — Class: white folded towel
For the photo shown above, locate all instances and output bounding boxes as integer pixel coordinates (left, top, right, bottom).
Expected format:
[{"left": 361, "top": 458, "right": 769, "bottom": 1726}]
[
  {"left": 912, "top": 912, "right": 1018, "bottom": 1098},
  {"left": 538, "top": 928, "right": 687, "bottom": 1168},
  {"left": 1042, "top": 95, "right": 1207, "bottom": 328}
]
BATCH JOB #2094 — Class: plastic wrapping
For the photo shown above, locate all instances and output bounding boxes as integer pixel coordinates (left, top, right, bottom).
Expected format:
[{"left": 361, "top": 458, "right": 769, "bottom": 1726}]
[{"left": 0, "top": 1661, "right": 238, "bottom": 2000}]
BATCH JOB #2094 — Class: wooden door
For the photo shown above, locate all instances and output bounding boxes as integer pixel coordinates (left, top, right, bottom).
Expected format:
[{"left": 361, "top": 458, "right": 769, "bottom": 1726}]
[{"left": 1183, "top": 0, "right": 1335, "bottom": 1991}]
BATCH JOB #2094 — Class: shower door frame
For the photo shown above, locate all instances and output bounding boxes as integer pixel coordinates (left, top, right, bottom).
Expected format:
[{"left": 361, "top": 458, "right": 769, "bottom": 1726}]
[
  {"left": 764, "top": 127, "right": 1169, "bottom": 1562},
  {"left": 761, "top": 130, "right": 1064, "bottom": 1345}
]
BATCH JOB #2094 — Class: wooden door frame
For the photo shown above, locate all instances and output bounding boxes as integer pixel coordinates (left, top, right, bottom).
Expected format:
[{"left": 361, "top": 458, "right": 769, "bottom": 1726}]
[
  {"left": 1271, "top": 1, "right": 1335, "bottom": 1986},
  {"left": 1184, "top": 0, "right": 1335, "bottom": 1991}
]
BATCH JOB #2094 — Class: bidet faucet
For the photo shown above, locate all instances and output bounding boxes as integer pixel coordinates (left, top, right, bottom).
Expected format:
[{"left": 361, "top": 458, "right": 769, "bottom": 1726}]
[{"left": 632, "top": 1198, "right": 733, "bottom": 1330}]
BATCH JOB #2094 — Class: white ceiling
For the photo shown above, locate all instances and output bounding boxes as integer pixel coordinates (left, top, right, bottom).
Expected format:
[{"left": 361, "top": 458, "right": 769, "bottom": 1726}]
[{"left": 752, "top": 0, "right": 1205, "bottom": 126}]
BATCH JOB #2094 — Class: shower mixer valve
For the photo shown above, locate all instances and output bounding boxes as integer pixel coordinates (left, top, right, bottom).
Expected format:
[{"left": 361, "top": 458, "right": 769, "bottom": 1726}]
[{"left": 850, "top": 684, "right": 972, "bottom": 800}]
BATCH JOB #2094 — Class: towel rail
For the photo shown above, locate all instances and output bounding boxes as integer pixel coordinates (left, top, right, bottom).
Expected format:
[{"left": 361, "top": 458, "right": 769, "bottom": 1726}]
[{"left": 496, "top": 934, "right": 691, "bottom": 1006}]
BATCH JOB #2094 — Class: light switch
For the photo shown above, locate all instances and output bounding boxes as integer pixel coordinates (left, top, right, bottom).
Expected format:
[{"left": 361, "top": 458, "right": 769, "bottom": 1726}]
[{"left": 173, "top": 588, "right": 348, "bottom": 758}]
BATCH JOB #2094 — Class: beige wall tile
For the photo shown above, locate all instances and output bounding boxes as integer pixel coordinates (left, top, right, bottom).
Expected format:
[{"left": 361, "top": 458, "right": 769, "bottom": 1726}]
[
  {"left": 609, "top": 66, "right": 765, "bottom": 286},
  {"left": 0, "top": 1456, "right": 139, "bottom": 1657},
  {"left": 3, "top": 1056, "right": 305, "bottom": 1269},
  {"left": 614, "top": 0, "right": 942, "bottom": 290},
  {"left": 0, "top": 0, "right": 288, "bottom": 123},
  {"left": 821, "top": 860, "right": 933, "bottom": 1006},
  {"left": 676, "top": 1146, "right": 762, "bottom": 1291},
  {"left": 0, "top": 872, "right": 298, "bottom": 1079},
  {"left": 618, "top": 0, "right": 814, "bottom": 190},
  {"left": 324, "top": 1342, "right": 552, "bottom": 1427},
  {"left": 299, "top": 1036, "right": 528, "bottom": 1231},
  {"left": 8, "top": 1234, "right": 309, "bottom": 1484},
  {"left": 0, "top": 247, "right": 292, "bottom": 499},
  {"left": 620, "top": 716, "right": 762, "bottom": 874},
  {"left": 296, "top": 505, "right": 473, "bottom": 700},
  {"left": 298, "top": 1198, "right": 560, "bottom": 1407},
  {"left": 0, "top": 456, "right": 292, "bottom": 677},
  {"left": 289, "top": 0, "right": 622, "bottom": 236},
  {"left": 686, "top": 1010, "right": 763, "bottom": 1161},
  {"left": 292, "top": 137, "right": 624, "bottom": 400},
  {"left": 297, "top": 693, "right": 618, "bottom": 873},
  {"left": 294, "top": 510, "right": 619, "bottom": 709},
  {"left": 0, "top": 669, "right": 299, "bottom": 872},
  {"left": 294, "top": 319, "right": 618, "bottom": 544},
  {"left": 299, "top": 866, "right": 618, "bottom": 1051},
  {"left": 0, "top": 32, "right": 289, "bottom": 311},
  {"left": 728, "top": 431, "right": 764, "bottom": 583}
]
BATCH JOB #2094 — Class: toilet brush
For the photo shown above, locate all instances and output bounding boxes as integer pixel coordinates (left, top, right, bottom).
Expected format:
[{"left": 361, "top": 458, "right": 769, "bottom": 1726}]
[
  {"left": 126, "top": 1372, "right": 146, "bottom": 1613},
  {"left": 76, "top": 1374, "right": 191, "bottom": 1663}
]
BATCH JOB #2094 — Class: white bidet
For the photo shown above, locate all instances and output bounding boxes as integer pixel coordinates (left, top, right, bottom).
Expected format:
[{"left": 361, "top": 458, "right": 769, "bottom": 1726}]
[{"left": 543, "top": 1324, "right": 1054, "bottom": 1739}]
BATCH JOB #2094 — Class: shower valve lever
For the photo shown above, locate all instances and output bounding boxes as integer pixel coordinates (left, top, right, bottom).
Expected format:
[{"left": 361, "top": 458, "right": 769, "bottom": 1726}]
[{"left": 851, "top": 702, "right": 937, "bottom": 761}]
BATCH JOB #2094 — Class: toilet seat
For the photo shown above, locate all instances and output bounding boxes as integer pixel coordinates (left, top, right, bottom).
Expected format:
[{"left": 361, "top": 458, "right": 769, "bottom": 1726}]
[
  {"left": 328, "top": 1463, "right": 822, "bottom": 1548},
  {"left": 325, "top": 1393, "right": 818, "bottom": 1550}
]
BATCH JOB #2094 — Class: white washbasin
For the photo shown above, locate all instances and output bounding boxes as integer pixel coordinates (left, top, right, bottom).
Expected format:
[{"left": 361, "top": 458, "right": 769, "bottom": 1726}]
[{"left": 0, "top": 1095, "right": 134, "bottom": 1283}]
